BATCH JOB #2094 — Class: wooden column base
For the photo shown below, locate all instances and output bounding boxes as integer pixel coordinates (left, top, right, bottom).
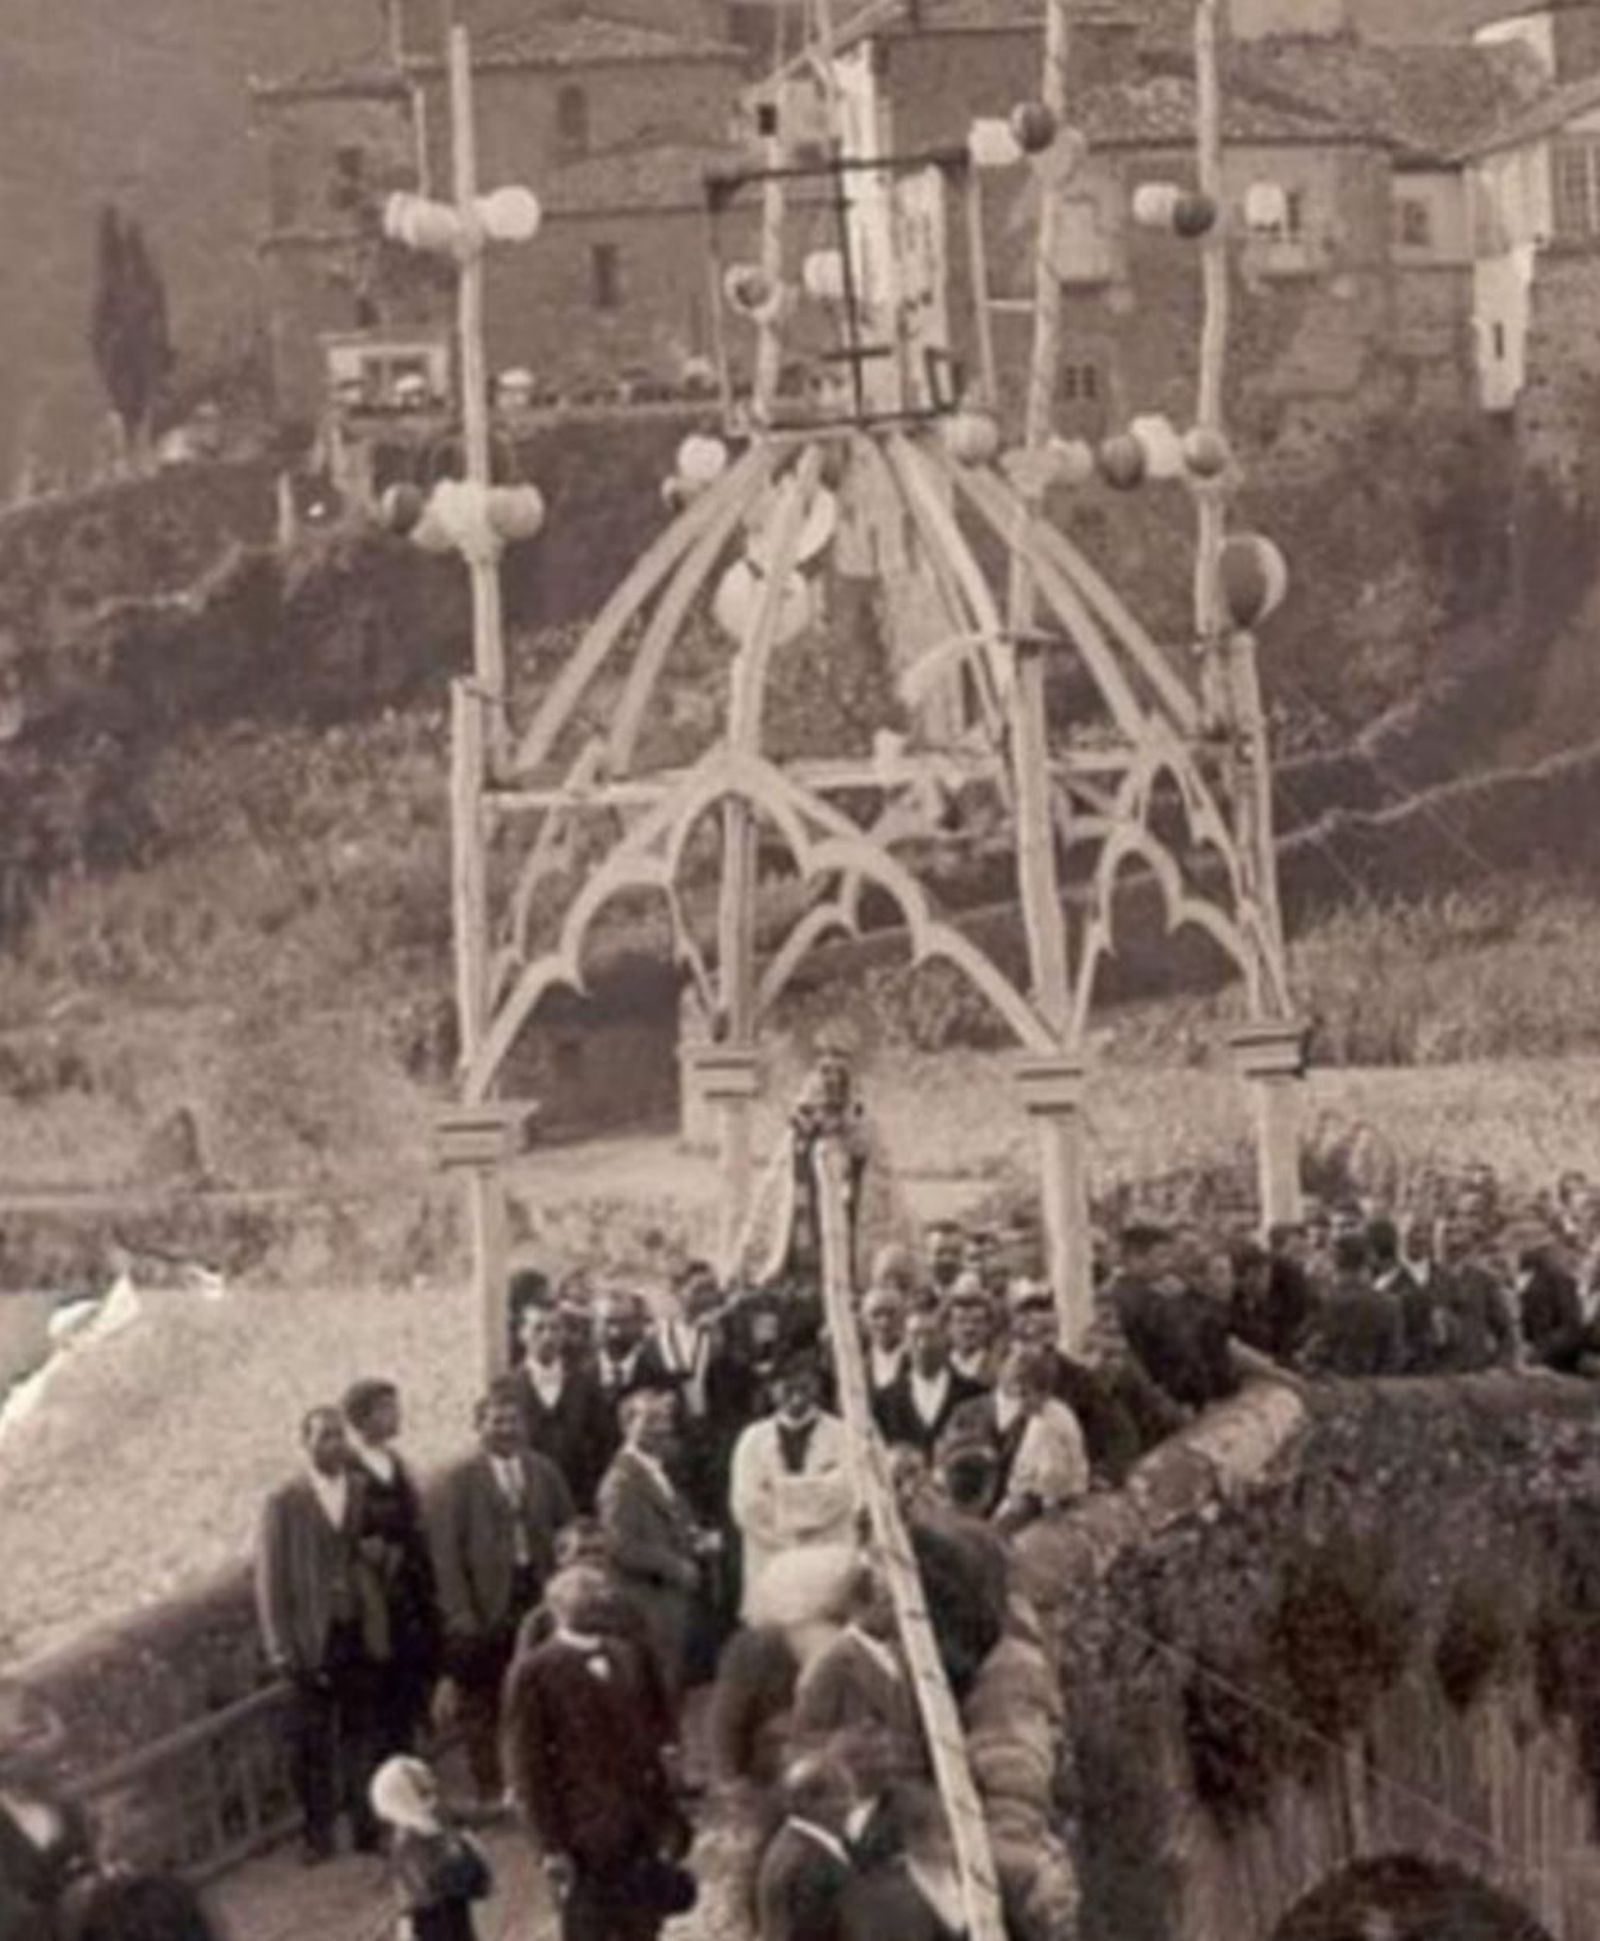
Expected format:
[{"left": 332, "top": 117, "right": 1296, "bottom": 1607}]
[
  {"left": 1228, "top": 1022, "right": 1308, "bottom": 1232},
  {"left": 1013, "top": 1053, "right": 1094, "bottom": 1351},
  {"left": 687, "top": 1049, "right": 762, "bottom": 1275}
]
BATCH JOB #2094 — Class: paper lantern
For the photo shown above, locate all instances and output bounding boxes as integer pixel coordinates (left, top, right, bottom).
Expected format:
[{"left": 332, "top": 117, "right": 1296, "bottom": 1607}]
[
  {"left": 802, "top": 248, "right": 847, "bottom": 303},
  {"left": 486, "top": 483, "right": 546, "bottom": 543},
  {"left": 724, "top": 263, "right": 785, "bottom": 323},
  {"left": 476, "top": 184, "right": 542, "bottom": 244},
  {"left": 1219, "top": 535, "right": 1289, "bottom": 627},
  {"left": 383, "top": 192, "right": 464, "bottom": 255},
  {"left": 1172, "top": 190, "right": 1219, "bottom": 239},
  {"left": 378, "top": 481, "right": 426, "bottom": 537},
  {"left": 1182, "top": 427, "right": 1231, "bottom": 479},
  {"left": 1097, "top": 433, "right": 1147, "bottom": 491},
  {"left": 1131, "top": 415, "right": 1184, "bottom": 482},
  {"left": 713, "top": 557, "right": 813, "bottom": 647},
  {"left": 943, "top": 408, "right": 1002, "bottom": 467},
  {"left": 1047, "top": 436, "right": 1097, "bottom": 488},
  {"left": 1132, "top": 182, "right": 1182, "bottom": 230},
  {"left": 1009, "top": 101, "right": 1058, "bottom": 155},
  {"left": 969, "top": 117, "right": 1024, "bottom": 170},
  {"left": 409, "top": 506, "right": 456, "bottom": 555},
  {"left": 678, "top": 433, "right": 729, "bottom": 487}
]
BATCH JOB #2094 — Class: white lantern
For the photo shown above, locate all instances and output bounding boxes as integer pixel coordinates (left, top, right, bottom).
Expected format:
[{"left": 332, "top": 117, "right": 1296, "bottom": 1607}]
[
  {"left": 968, "top": 118, "right": 1024, "bottom": 170},
  {"left": 713, "top": 557, "right": 813, "bottom": 647},
  {"left": 383, "top": 192, "right": 464, "bottom": 255},
  {"left": 476, "top": 184, "right": 542, "bottom": 245},
  {"left": 1130, "top": 414, "right": 1185, "bottom": 482},
  {"left": 497, "top": 367, "right": 536, "bottom": 410},
  {"left": 678, "top": 433, "right": 730, "bottom": 487},
  {"left": 1046, "top": 436, "right": 1096, "bottom": 487},
  {"left": 1132, "top": 182, "right": 1183, "bottom": 230}
]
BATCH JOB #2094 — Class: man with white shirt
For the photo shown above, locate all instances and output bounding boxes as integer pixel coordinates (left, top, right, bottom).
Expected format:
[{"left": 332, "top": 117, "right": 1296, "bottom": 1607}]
[
  {"left": 872, "top": 1310, "right": 987, "bottom": 1461},
  {"left": 598, "top": 1388, "right": 718, "bottom": 1705},
  {"left": 515, "top": 1301, "right": 616, "bottom": 1511},
  {"left": 595, "top": 1291, "right": 662, "bottom": 1418},
  {"left": 255, "top": 1407, "right": 388, "bottom": 1862},
  {"left": 859, "top": 1286, "right": 907, "bottom": 1415},
  {"left": 427, "top": 1382, "right": 575, "bottom": 1803},
  {"left": 943, "top": 1272, "right": 1000, "bottom": 1388},
  {"left": 756, "top": 1753, "right": 858, "bottom": 1941},
  {"left": 731, "top": 1356, "right": 859, "bottom": 1622}
]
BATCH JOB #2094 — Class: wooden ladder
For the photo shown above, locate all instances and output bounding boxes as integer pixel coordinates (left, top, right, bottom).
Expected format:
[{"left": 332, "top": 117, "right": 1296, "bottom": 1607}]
[{"left": 810, "top": 1132, "right": 1008, "bottom": 1941}]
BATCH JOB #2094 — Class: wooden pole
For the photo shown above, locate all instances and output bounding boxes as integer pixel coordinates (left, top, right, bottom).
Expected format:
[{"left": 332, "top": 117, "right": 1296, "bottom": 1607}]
[
  {"left": 1192, "top": 0, "right": 1301, "bottom": 1219},
  {"left": 449, "top": 25, "right": 508, "bottom": 768},
  {"left": 1193, "top": 0, "right": 1229, "bottom": 728},
  {"left": 446, "top": 25, "right": 510, "bottom": 1381},
  {"left": 1006, "top": 0, "right": 1091, "bottom": 1345}
]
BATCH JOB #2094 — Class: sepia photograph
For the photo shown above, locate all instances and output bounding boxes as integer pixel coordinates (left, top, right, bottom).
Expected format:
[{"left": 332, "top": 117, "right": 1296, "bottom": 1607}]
[{"left": 5, "top": 2, "right": 1600, "bottom": 1938}]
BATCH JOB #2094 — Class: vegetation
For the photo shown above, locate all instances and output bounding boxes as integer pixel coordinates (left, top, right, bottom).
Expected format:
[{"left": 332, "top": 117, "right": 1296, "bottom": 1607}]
[{"left": 88, "top": 206, "right": 174, "bottom": 457}]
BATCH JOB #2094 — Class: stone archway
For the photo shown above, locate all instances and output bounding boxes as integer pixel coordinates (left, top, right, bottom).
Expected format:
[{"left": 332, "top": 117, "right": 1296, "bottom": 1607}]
[{"left": 1274, "top": 1856, "right": 1556, "bottom": 1941}]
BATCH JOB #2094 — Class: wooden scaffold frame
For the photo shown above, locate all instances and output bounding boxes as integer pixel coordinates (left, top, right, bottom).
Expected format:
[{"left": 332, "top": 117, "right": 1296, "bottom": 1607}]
[{"left": 425, "top": 0, "right": 1306, "bottom": 1384}]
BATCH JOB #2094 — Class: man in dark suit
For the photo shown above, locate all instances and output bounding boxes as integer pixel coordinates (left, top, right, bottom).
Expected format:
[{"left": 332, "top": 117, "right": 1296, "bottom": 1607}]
[
  {"left": 597, "top": 1388, "right": 718, "bottom": 1706},
  {"left": 594, "top": 1291, "right": 663, "bottom": 1421},
  {"left": 791, "top": 1564, "right": 923, "bottom": 1778},
  {"left": 1302, "top": 1232, "right": 1404, "bottom": 1378},
  {"left": 1008, "top": 1280, "right": 1145, "bottom": 1483},
  {"left": 872, "top": 1310, "right": 986, "bottom": 1462},
  {"left": 514, "top": 1301, "right": 618, "bottom": 1513},
  {"left": 756, "top": 1753, "right": 857, "bottom": 1941},
  {"left": 1517, "top": 1238, "right": 1588, "bottom": 1372},
  {"left": 427, "top": 1381, "right": 574, "bottom": 1803},
  {"left": 255, "top": 1407, "right": 388, "bottom": 1862},
  {"left": 504, "top": 1565, "right": 689, "bottom": 1941},
  {"left": 341, "top": 1377, "right": 438, "bottom": 1764}
]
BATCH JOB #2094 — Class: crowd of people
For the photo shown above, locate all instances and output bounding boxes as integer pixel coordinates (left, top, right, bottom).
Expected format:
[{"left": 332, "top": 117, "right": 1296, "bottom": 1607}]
[
  {"left": 12, "top": 1065, "right": 1593, "bottom": 1941},
  {"left": 240, "top": 1143, "right": 1600, "bottom": 1941}
]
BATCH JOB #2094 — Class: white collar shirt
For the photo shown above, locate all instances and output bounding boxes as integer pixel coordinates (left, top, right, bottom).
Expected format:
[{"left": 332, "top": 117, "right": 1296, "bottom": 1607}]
[
  {"left": 909, "top": 1367, "right": 950, "bottom": 1424},
  {"left": 349, "top": 1434, "right": 395, "bottom": 1486},
  {"left": 307, "top": 1468, "right": 349, "bottom": 1529},
  {"left": 787, "top": 1818, "right": 852, "bottom": 1871}
]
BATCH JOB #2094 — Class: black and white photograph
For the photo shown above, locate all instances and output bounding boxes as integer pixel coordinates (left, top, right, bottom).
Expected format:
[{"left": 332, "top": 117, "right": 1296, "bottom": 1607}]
[{"left": 5, "top": 2, "right": 1600, "bottom": 1939}]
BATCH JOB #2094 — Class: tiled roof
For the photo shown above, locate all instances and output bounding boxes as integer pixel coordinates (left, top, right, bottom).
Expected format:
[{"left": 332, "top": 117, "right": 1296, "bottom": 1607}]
[
  {"left": 1076, "top": 72, "right": 1362, "bottom": 149},
  {"left": 540, "top": 140, "right": 759, "bottom": 215},
  {"left": 1460, "top": 66, "right": 1600, "bottom": 155},
  {"left": 1221, "top": 36, "right": 1547, "bottom": 163},
  {"left": 406, "top": 13, "right": 743, "bottom": 73}
]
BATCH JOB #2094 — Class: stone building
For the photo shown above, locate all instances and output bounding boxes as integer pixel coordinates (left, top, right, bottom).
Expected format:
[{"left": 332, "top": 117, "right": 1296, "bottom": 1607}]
[{"left": 252, "top": 6, "right": 752, "bottom": 423}]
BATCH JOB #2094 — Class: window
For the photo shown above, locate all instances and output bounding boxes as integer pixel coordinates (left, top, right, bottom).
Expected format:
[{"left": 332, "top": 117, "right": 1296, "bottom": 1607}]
[
  {"left": 1493, "top": 321, "right": 1507, "bottom": 361},
  {"left": 591, "top": 242, "right": 622, "bottom": 311},
  {"left": 1395, "top": 197, "right": 1432, "bottom": 249},
  {"left": 1283, "top": 189, "right": 1306, "bottom": 240},
  {"left": 1555, "top": 138, "right": 1600, "bottom": 239},
  {"left": 1060, "top": 362, "right": 1100, "bottom": 403},
  {"left": 556, "top": 84, "right": 589, "bottom": 159}
]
